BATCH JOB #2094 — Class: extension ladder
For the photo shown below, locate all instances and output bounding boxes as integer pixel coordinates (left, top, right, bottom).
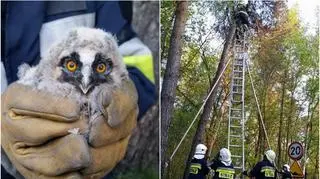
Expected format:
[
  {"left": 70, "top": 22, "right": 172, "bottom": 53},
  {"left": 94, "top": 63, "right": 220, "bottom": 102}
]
[{"left": 227, "top": 25, "right": 248, "bottom": 173}]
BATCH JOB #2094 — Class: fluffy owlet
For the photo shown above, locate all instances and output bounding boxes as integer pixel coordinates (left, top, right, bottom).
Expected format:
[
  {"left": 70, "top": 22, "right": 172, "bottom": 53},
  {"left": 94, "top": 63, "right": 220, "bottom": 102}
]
[{"left": 17, "top": 27, "right": 129, "bottom": 132}]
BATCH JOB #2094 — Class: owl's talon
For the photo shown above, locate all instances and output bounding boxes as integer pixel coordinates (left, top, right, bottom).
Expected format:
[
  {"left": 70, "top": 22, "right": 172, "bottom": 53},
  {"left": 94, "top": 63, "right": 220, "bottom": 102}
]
[{"left": 68, "top": 128, "right": 80, "bottom": 135}]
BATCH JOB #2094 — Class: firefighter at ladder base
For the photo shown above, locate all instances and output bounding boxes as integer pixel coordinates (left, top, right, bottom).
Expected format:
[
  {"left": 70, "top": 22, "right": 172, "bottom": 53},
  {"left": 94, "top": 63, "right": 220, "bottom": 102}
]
[
  {"left": 188, "top": 144, "right": 210, "bottom": 179},
  {"left": 210, "top": 148, "right": 235, "bottom": 179},
  {"left": 242, "top": 150, "right": 277, "bottom": 179}
]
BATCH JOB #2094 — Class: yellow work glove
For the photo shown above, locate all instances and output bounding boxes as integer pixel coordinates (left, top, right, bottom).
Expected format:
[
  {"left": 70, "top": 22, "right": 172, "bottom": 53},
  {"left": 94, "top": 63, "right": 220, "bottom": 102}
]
[
  {"left": 1, "top": 80, "right": 138, "bottom": 179},
  {"left": 82, "top": 80, "right": 138, "bottom": 178},
  {"left": 1, "top": 83, "right": 90, "bottom": 178}
]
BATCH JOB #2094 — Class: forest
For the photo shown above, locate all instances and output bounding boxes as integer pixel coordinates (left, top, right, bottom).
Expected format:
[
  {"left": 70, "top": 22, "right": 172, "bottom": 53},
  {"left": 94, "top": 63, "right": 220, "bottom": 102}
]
[{"left": 161, "top": 1, "right": 319, "bottom": 178}]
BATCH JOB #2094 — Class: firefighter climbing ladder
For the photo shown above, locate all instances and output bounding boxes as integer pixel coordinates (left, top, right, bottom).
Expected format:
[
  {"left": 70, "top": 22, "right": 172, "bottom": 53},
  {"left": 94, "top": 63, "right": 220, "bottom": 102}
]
[{"left": 227, "top": 25, "right": 248, "bottom": 172}]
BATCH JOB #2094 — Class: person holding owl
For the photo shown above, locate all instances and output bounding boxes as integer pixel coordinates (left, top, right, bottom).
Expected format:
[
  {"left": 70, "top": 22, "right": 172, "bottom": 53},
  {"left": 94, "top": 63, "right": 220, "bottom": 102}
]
[{"left": 1, "top": 1, "right": 156, "bottom": 179}]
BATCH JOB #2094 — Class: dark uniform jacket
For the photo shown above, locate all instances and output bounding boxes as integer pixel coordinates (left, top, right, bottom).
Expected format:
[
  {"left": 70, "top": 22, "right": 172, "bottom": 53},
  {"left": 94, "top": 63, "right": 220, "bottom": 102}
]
[
  {"left": 210, "top": 160, "right": 235, "bottom": 179},
  {"left": 188, "top": 158, "right": 210, "bottom": 179},
  {"left": 249, "top": 159, "right": 276, "bottom": 179},
  {"left": 281, "top": 170, "right": 292, "bottom": 179}
]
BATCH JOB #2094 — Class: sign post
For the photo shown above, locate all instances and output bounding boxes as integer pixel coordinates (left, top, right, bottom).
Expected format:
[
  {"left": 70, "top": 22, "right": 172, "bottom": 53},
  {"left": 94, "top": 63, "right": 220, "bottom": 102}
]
[{"left": 288, "top": 142, "right": 304, "bottom": 178}]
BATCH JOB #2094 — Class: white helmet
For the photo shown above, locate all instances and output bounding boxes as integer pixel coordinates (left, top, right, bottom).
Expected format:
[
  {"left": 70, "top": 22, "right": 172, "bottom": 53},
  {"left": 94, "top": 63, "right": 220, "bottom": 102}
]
[
  {"left": 194, "top": 144, "right": 207, "bottom": 159},
  {"left": 283, "top": 164, "right": 290, "bottom": 171},
  {"left": 219, "top": 148, "right": 232, "bottom": 166},
  {"left": 265, "top": 150, "right": 276, "bottom": 164}
]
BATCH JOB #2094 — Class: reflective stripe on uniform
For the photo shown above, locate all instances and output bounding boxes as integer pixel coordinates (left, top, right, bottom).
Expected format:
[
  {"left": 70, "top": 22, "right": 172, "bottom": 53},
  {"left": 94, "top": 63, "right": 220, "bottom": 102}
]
[
  {"left": 216, "top": 167, "right": 235, "bottom": 179},
  {"left": 261, "top": 166, "right": 275, "bottom": 177},
  {"left": 123, "top": 55, "right": 154, "bottom": 83},
  {"left": 190, "top": 163, "right": 202, "bottom": 174},
  {"left": 216, "top": 167, "right": 235, "bottom": 173}
]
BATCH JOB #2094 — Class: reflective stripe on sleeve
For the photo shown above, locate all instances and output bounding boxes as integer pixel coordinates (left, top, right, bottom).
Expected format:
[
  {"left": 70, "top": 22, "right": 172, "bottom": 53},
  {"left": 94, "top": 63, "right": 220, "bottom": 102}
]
[{"left": 123, "top": 55, "right": 154, "bottom": 83}]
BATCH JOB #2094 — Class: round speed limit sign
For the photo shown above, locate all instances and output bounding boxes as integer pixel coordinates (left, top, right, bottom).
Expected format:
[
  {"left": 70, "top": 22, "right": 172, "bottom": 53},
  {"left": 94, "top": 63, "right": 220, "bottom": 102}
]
[{"left": 288, "top": 142, "right": 303, "bottom": 160}]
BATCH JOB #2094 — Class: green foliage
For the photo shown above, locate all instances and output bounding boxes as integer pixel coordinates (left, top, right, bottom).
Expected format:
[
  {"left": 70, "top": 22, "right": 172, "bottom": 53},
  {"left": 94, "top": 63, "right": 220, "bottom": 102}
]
[
  {"left": 163, "top": 1, "right": 319, "bottom": 178},
  {"left": 115, "top": 168, "right": 159, "bottom": 179}
]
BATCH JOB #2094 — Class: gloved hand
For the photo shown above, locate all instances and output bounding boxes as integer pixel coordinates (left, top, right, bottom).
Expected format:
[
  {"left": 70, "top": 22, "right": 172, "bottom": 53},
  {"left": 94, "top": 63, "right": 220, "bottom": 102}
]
[
  {"left": 1, "top": 83, "right": 90, "bottom": 178},
  {"left": 1, "top": 80, "right": 138, "bottom": 179},
  {"left": 82, "top": 79, "right": 138, "bottom": 178}
]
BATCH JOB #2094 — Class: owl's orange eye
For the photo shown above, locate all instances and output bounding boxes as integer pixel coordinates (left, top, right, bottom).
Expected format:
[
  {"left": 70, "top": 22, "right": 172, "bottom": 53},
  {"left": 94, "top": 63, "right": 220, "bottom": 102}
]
[
  {"left": 66, "top": 60, "right": 77, "bottom": 72},
  {"left": 96, "top": 63, "right": 106, "bottom": 73}
]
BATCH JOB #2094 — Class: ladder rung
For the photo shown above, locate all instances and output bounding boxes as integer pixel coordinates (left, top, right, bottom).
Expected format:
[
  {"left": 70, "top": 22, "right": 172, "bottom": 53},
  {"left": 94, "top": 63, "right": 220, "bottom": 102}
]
[
  {"left": 233, "top": 77, "right": 243, "bottom": 80},
  {"left": 233, "top": 84, "right": 242, "bottom": 87},
  {"left": 230, "top": 125, "right": 242, "bottom": 128},
  {"left": 230, "top": 145, "right": 242, "bottom": 148},
  {"left": 230, "top": 134, "right": 242, "bottom": 138},
  {"left": 233, "top": 70, "right": 243, "bottom": 73},
  {"left": 232, "top": 91, "right": 243, "bottom": 94},
  {"left": 231, "top": 155, "right": 242, "bottom": 158},
  {"left": 230, "top": 116, "right": 241, "bottom": 119}
]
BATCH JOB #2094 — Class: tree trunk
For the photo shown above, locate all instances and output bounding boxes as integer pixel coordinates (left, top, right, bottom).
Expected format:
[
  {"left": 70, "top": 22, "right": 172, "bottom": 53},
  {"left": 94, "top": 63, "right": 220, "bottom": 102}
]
[
  {"left": 285, "top": 93, "right": 294, "bottom": 161},
  {"left": 161, "top": 6, "right": 176, "bottom": 63},
  {"left": 277, "top": 71, "right": 286, "bottom": 167},
  {"left": 260, "top": 88, "right": 267, "bottom": 155},
  {"left": 110, "top": 2, "right": 160, "bottom": 175},
  {"left": 255, "top": 112, "right": 262, "bottom": 157},
  {"left": 207, "top": 86, "right": 229, "bottom": 157},
  {"left": 183, "top": 23, "right": 236, "bottom": 179},
  {"left": 207, "top": 115, "right": 224, "bottom": 158},
  {"left": 112, "top": 105, "right": 159, "bottom": 173},
  {"left": 161, "top": 1, "right": 189, "bottom": 177},
  {"left": 255, "top": 88, "right": 266, "bottom": 158}
]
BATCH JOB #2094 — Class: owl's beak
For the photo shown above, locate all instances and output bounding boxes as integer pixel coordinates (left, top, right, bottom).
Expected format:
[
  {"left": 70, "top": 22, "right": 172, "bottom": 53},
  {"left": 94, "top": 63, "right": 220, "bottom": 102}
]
[
  {"left": 80, "top": 66, "right": 93, "bottom": 94},
  {"left": 79, "top": 83, "right": 93, "bottom": 94},
  {"left": 80, "top": 84, "right": 92, "bottom": 94}
]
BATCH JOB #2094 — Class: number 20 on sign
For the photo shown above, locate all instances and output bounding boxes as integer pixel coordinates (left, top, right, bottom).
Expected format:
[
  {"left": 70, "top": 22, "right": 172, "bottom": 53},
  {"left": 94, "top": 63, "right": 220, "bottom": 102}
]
[{"left": 288, "top": 142, "right": 303, "bottom": 160}]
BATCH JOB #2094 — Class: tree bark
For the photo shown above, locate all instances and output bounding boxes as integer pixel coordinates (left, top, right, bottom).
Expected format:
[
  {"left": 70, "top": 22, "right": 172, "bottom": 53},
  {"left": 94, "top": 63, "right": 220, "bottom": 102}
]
[
  {"left": 111, "top": 1, "right": 160, "bottom": 175},
  {"left": 285, "top": 93, "right": 294, "bottom": 161},
  {"left": 112, "top": 105, "right": 159, "bottom": 173},
  {"left": 183, "top": 23, "right": 236, "bottom": 179},
  {"left": 161, "top": 1, "right": 189, "bottom": 177},
  {"left": 277, "top": 71, "right": 286, "bottom": 167},
  {"left": 207, "top": 114, "right": 224, "bottom": 158}
]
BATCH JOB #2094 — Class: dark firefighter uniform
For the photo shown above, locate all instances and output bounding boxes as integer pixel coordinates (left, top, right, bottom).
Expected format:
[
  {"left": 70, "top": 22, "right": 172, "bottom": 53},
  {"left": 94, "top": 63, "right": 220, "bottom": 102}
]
[
  {"left": 188, "top": 158, "right": 210, "bottom": 179},
  {"left": 248, "top": 159, "right": 276, "bottom": 179},
  {"left": 281, "top": 170, "right": 292, "bottom": 179},
  {"left": 210, "top": 160, "right": 235, "bottom": 179}
]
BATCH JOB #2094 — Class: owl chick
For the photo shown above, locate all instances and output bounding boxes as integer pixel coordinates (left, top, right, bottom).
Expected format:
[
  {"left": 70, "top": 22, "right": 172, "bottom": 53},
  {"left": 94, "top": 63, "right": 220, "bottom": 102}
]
[{"left": 17, "top": 27, "right": 129, "bottom": 130}]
